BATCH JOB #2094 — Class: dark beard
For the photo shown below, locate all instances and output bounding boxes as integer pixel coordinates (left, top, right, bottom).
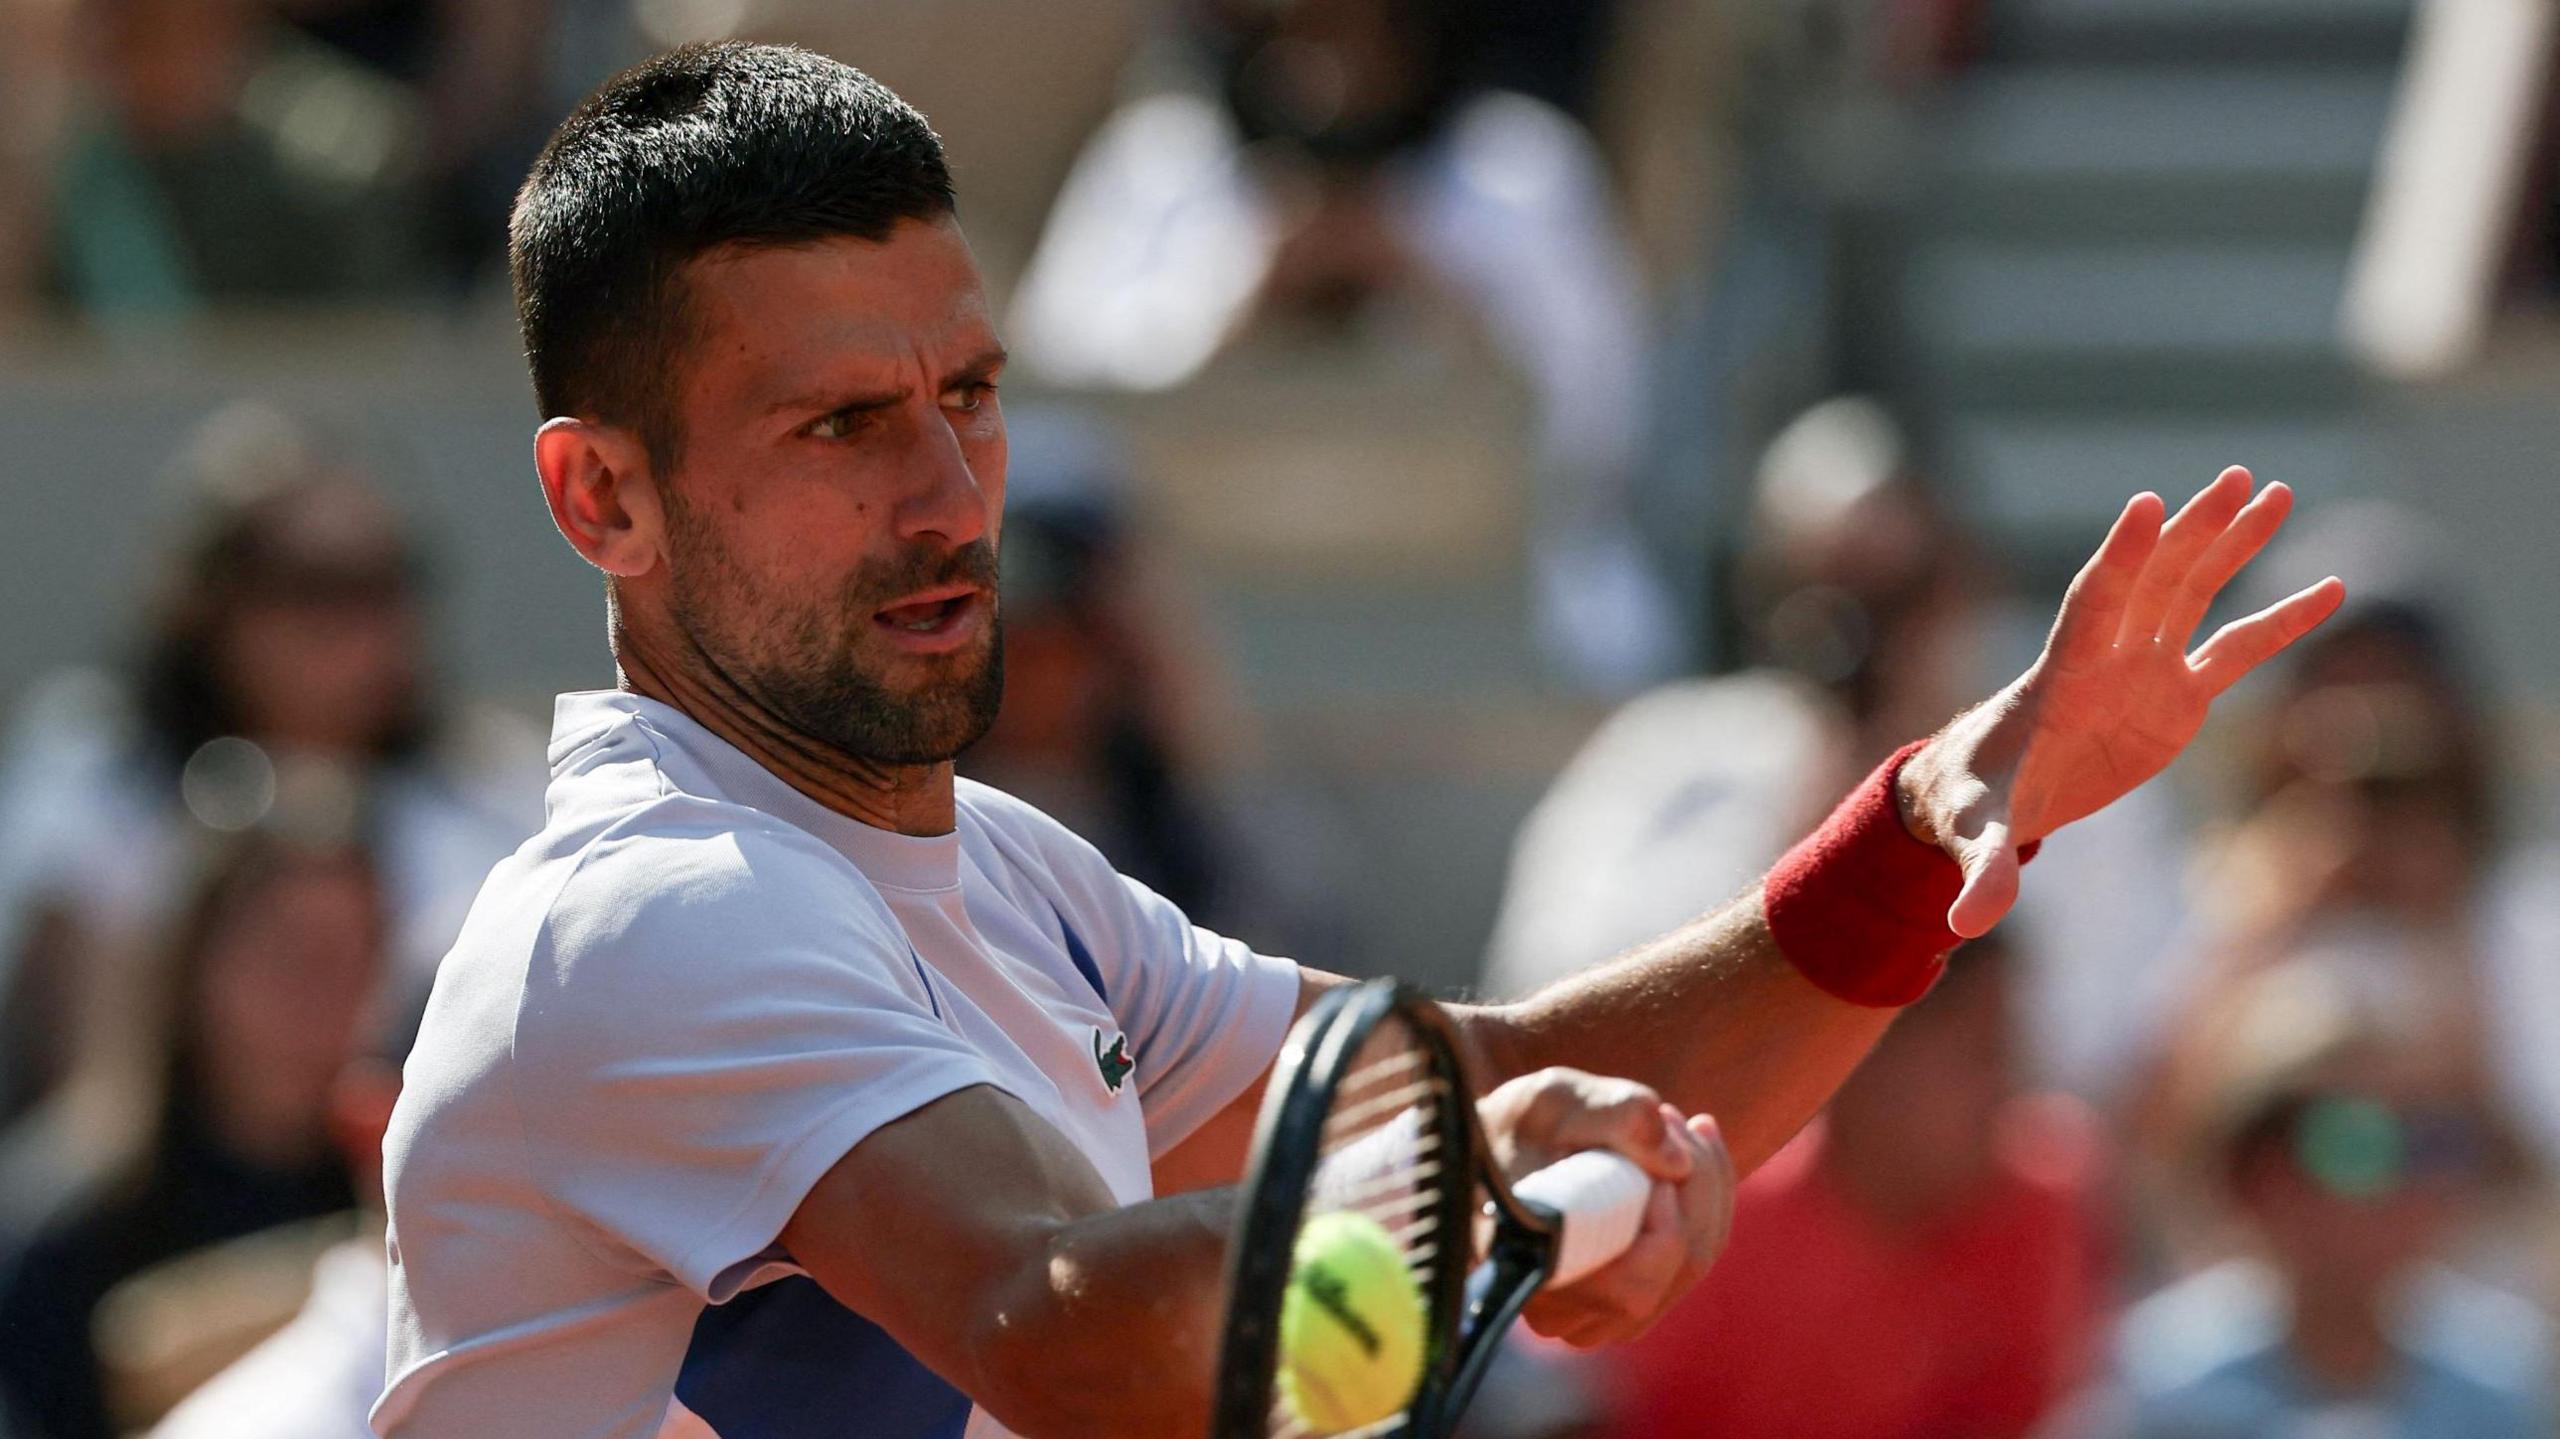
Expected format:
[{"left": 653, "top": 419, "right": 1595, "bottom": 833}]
[
  {"left": 666, "top": 514, "right": 1006, "bottom": 766},
  {"left": 759, "top": 605, "right": 1004, "bottom": 766}
]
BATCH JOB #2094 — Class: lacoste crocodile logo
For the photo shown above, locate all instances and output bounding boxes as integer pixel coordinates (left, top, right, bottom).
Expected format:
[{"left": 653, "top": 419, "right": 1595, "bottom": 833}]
[{"left": 1093, "top": 1029, "right": 1133, "bottom": 1094}]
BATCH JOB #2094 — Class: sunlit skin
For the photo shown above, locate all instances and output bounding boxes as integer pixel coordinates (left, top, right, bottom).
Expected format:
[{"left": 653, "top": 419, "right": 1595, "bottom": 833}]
[
  {"left": 520, "top": 181, "right": 2346, "bottom": 1434},
  {"left": 534, "top": 216, "right": 1009, "bottom": 836},
  {"left": 1898, "top": 470, "right": 2347, "bottom": 936}
]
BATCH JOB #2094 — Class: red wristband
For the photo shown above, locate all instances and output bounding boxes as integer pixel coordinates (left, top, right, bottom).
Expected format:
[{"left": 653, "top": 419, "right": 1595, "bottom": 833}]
[{"left": 1764, "top": 740, "right": 2037, "bottom": 1007}]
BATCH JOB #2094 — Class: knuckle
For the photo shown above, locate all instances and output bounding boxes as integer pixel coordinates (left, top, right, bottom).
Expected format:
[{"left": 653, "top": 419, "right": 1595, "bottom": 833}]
[{"left": 1605, "top": 1077, "right": 1662, "bottom": 1111}]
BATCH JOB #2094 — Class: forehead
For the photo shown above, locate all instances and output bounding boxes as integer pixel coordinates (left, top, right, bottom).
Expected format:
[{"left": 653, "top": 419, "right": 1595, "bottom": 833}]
[{"left": 679, "top": 218, "right": 995, "bottom": 394}]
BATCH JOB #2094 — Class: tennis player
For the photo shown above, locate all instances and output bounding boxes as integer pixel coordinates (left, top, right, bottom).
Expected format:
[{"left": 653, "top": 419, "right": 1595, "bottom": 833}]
[{"left": 373, "top": 42, "right": 2344, "bottom": 1439}]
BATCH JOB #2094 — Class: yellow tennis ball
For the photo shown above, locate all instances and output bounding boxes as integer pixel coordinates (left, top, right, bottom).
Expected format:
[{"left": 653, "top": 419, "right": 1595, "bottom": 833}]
[{"left": 1278, "top": 1210, "right": 1426, "bottom": 1434}]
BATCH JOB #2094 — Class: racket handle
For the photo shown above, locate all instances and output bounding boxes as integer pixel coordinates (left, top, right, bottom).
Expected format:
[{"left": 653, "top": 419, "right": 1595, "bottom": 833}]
[{"left": 1512, "top": 1150, "right": 1651, "bottom": 1287}]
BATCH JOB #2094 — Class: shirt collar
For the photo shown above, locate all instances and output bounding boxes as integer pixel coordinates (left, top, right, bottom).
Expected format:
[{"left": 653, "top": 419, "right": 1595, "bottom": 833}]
[{"left": 550, "top": 689, "right": 963, "bottom": 892}]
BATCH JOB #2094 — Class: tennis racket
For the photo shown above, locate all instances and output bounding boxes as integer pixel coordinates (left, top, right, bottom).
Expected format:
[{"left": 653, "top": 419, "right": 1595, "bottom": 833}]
[{"left": 1211, "top": 979, "right": 1652, "bottom": 1439}]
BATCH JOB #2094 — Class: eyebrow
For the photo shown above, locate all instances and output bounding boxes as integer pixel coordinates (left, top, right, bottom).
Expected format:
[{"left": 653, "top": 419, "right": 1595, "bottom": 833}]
[
  {"left": 765, "top": 346, "right": 1009, "bottom": 420},
  {"left": 949, "top": 346, "right": 1008, "bottom": 382}
]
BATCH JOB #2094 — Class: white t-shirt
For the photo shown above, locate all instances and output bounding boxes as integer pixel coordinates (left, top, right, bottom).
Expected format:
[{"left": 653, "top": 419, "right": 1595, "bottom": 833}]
[{"left": 374, "top": 691, "right": 1301, "bottom": 1439}]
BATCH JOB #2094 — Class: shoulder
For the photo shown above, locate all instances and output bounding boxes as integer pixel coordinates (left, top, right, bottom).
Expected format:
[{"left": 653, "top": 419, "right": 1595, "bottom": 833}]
[
  {"left": 955, "top": 778, "right": 1125, "bottom": 909},
  {"left": 526, "top": 794, "right": 902, "bottom": 1008},
  {"left": 1528, "top": 674, "right": 1832, "bottom": 834},
  {"left": 140, "top": 1234, "right": 379, "bottom": 1439},
  {"left": 2405, "top": 1267, "right": 2556, "bottom": 1401},
  {"left": 1582, "top": 673, "right": 1826, "bottom": 764},
  {"left": 149, "top": 1317, "right": 371, "bottom": 1439},
  {"left": 2114, "top": 1259, "right": 2286, "bottom": 1397},
  {"left": 556, "top": 792, "right": 858, "bottom": 920},
  {"left": 956, "top": 779, "right": 1098, "bottom": 865}
]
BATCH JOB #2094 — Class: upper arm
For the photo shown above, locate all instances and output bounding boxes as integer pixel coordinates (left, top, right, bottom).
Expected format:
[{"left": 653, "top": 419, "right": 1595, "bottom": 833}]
[
  {"left": 514, "top": 822, "right": 1000, "bottom": 1298},
  {"left": 780, "top": 1083, "right": 1238, "bottom": 1438},
  {"left": 779, "top": 1084, "right": 1121, "bottom": 1397},
  {"left": 1148, "top": 966, "right": 1351, "bottom": 1194}
]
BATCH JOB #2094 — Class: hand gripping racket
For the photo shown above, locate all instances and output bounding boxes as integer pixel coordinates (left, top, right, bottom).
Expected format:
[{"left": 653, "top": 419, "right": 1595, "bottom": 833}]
[{"left": 1211, "top": 979, "right": 1652, "bottom": 1438}]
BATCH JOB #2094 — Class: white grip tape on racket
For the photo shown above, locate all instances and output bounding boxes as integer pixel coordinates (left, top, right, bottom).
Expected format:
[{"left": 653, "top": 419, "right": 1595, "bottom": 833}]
[{"left": 1506, "top": 1150, "right": 1652, "bottom": 1287}]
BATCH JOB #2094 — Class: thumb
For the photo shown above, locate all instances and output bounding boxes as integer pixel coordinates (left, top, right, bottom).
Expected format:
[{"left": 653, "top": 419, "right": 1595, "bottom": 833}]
[{"left": 1946, "top": 818, "right": 2020, "bottom": 939}]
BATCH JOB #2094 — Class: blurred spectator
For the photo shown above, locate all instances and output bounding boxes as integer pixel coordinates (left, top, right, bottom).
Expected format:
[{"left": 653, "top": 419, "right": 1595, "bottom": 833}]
[
  {"left": 0, "top": 807, "right": 391, "bottom": 1439},
  {"left": 267, "top": 0, "right": 559, "bottom": 287},
  {"left": 2158, "top": 502, "right": 2560, "bottom": 1175},
  {"left": 0, "top": 402, "right": 542, "bottom": 1120},
  {"left": 958, "top": 411, "right": 1349, "bottom": 962},
  {"left": 2063, "top": 959, "right": 2552, "bottom": 1439},
  {"left": 1006, "top": 0, "right": 1686, "bottom": 693},
  {"left": 1590, "top": 933, "right": 2111, "bottom": 1439},
  {"left": 134, "top": 978, "right": 421, "bottom": 1439},
  {"left": 0, "top": 0, "right": 436, "bottom": 319},
  {"left": 1480, "top": 396, "right": 2189, "bottom": 1099}
]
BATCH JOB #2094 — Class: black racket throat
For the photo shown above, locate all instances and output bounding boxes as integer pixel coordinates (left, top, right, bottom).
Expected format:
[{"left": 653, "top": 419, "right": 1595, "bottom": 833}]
[{"left": 1212, "top": 980, "right": 1569, "bottom": 1439}]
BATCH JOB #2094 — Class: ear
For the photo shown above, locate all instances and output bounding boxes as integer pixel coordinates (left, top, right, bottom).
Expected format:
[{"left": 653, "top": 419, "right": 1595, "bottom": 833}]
[{"left": 535, "top": 418, "right": 665, "bottom": 579}]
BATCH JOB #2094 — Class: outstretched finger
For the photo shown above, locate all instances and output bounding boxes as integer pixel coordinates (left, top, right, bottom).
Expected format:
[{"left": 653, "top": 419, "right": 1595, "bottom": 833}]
[
  {"left": 2115, "top": 467, "right": 2252, "bottom": 646},
  {"left": 2157, "top": 481, "right": 2296, "bottom": 650},
  {"left": 2190, "top": 577, "right": 2347, "bottom": 694},
  {"left": 2046, "top": 491, "right": 2166, "bottom": 674}
]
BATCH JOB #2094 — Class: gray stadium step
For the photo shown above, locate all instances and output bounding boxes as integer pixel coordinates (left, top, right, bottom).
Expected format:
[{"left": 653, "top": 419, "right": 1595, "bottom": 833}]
[
  {"left": 1923, "top": 68, "right": 2393, "bottom": 243},
  {"left": 1988, "top": 0, "right": 2415, "bottom": 66},
  {"left": 1939, "top": 412, "right": 2383, "bottom": 541},
  {"left": 1895, "top": 241, "right": 2359, "bottom": 407}
]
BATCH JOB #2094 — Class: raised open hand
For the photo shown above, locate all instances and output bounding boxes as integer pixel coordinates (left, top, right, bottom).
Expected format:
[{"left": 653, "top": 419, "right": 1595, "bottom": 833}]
[{"left": 1899, "top": 466, "right": 2346, "bottom": 937}]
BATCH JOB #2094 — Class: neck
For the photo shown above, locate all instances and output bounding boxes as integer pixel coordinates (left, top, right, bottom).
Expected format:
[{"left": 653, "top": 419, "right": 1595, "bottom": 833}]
[
  {"left": 616, "top": 619, "right": 956, "bottom": 837},
  {"left": 2286, "top": 1273, "right": 2396, "bottom": 1393}
]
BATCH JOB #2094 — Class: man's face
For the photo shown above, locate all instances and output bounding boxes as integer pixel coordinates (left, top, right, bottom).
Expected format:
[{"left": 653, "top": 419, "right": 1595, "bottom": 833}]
[{"left": 650, "top": 217, "right": 1009, "bottom": 765}]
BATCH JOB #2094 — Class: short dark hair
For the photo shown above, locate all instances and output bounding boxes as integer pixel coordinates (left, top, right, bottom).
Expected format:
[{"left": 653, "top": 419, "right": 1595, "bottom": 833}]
[{"left": 508, "top": 42, "right": 956, "bottom": 465}]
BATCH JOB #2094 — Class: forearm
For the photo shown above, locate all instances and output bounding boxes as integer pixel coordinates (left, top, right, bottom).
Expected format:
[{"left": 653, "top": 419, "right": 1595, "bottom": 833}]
[{"left": 1455, "top": 887, "right": 1895, "bottom": 1174}]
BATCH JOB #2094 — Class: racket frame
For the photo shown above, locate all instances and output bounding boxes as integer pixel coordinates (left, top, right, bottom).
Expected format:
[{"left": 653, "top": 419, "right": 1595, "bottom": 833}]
[{"left": 1211, "top": 979, "right": 1577, "bottom": 1438}]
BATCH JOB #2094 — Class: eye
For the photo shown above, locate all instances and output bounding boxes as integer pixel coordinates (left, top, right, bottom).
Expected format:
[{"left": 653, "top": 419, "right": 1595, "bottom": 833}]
[
  {"left": 942, "top": 381, "right": 997, "bottom": 413},
  {"left": 806, "top": 408, "right": 874, "bottom": 441}
]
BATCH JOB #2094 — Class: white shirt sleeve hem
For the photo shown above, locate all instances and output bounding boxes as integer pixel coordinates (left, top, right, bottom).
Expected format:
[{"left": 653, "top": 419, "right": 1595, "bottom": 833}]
[
  {"left": 675, "top": 1057, "right": 1004, "bottom": 1301},
  {"left": 1143, "top": 951, "right": 1303, "bottom": 1160}
]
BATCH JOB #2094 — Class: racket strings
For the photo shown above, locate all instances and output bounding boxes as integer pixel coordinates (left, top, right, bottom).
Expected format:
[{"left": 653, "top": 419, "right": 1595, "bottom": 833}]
[{"left": 1268, "top": 1019, "right": 1456, "bottom": 1437}]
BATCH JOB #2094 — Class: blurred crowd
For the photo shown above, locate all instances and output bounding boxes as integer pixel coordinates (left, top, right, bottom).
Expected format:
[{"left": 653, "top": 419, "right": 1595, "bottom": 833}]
[
  {"left": 3, "top": 1, "right": 2559, "bottom": 1437},
  {"left": 1470, "top": 402, "right": 2560, "bottom": 1439}
]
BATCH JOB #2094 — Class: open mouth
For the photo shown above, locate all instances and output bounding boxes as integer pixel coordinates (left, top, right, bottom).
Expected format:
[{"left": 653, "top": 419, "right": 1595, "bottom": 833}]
[{"left": 872, "top": 585, "right": 982, "bottom": 639}]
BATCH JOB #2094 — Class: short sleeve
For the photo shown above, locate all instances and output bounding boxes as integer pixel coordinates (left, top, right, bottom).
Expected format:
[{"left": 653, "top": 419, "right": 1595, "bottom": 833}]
[
  {"left": 512, "top": 813, "right": 1003, "bottom": 1300},
  {"left": 975, "top": 789, "right": 1300, "bottom": 1157},
  {"left": 1101, "top": 872, "right": 1301, "bottom": 1155}
]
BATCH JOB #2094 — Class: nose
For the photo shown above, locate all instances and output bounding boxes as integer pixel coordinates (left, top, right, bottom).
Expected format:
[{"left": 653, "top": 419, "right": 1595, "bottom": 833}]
[{"left": 892, "top": 408, "right": 992, "bottom": 549}]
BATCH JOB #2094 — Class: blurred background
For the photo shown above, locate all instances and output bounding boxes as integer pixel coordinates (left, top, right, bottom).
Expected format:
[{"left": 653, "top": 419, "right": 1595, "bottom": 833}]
[{"left": 2, "top": 0, "right": 2559, "bottom": 1435}]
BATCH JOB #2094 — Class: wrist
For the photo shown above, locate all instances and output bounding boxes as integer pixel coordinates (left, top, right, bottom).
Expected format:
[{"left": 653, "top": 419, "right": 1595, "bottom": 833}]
[
  {"left": 1769, "top": 741, "right": 2044, "bottom": 1007},
  {"left": 1892, "top": 741, "right": 1946, "bottom": 849},
  {"left": 1765, "top": 741, "right": 1961, "bottom": 1008}
]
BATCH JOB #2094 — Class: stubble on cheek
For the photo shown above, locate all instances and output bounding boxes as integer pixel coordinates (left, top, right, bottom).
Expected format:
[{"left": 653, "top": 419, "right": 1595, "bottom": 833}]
[{"left": 675, "top": 526, "right": 1005, "bottom": 765}]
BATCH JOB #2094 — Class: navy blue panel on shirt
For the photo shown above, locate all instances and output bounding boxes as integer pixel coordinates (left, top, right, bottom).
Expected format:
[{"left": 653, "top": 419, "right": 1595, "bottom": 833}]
[
  {"left": 1052, "top": 907, "right": 1109, "bottom": 1005},
  {"left": 677, "top": 1276, "right": 969, "bottom": 1439},
  {"left": 907, "top": 947, "right": 944, "bottom": 1020}
]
